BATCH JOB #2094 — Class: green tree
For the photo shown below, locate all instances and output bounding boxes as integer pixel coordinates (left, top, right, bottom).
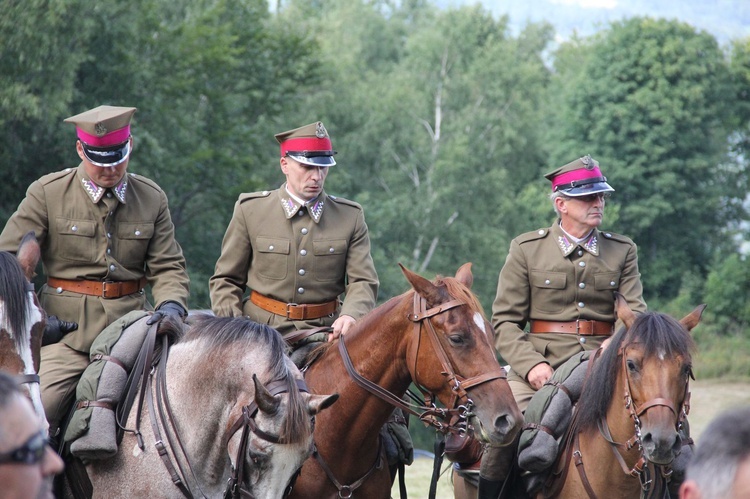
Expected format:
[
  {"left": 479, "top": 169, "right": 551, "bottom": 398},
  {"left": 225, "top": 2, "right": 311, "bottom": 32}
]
[
  {"left": 548, "top": 17, "right": 744, "bottom": 302},
  {"left": 279, "top": 1, "right": 554, "bottom": 305},
  {"left": 0, "top": 0, "right": 97, "bottom": 220}
]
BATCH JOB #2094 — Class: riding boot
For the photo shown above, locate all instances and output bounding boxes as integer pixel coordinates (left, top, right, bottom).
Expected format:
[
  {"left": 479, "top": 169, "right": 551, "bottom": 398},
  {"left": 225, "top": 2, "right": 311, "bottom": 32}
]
[
  {"left": 477, "top": 433, "right": 520, "bottom": 499},
  {"left": 477, "top": 476, "right": 506, "bottom": 499}
]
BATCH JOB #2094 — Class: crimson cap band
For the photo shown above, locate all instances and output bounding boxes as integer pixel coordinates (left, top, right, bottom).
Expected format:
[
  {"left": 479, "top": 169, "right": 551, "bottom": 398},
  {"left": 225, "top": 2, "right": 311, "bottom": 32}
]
[
  {"left": 544, "top": 154, "right": 614, "bottom": 197},
  {"left": 275, "top": 121, "right": 337, "bottom": 167},
  {"left": 64, "top": 105, "right": 136, "bottom": 167}
]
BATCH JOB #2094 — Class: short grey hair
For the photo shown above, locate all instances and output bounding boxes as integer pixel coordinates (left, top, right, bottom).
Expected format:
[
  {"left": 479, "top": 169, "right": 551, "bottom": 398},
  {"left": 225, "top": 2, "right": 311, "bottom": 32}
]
[
  {"left": 550, "top": 190, "right": 570, "bottom": 217},
  {"left": 686, "top": 405, "right": 750, "bottom": 499}
]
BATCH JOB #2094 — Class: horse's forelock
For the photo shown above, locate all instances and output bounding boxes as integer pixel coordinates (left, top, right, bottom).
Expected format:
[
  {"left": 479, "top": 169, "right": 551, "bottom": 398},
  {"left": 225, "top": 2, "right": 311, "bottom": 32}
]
[
  {"left": 437, "top": 277, "right": 485, "bottom": 317},
  {"left": 625, "top": 312, "right": 695, "bottom": 361}
]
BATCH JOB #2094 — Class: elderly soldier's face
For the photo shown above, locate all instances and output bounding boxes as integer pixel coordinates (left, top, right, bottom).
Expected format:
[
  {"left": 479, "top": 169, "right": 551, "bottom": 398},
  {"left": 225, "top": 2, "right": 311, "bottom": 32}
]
[
  {"left": 281, "top": 156, "right": 329, "bottom": 201},
  {"left": 556, "top": 193, "right": 606, "bottom": 237},
  {"left": 76, "top": 139, "right": 130, "bottom": 189}
]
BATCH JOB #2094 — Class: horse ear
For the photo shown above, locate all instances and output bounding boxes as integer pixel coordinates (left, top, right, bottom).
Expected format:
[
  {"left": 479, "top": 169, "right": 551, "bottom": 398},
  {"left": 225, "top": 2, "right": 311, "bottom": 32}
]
[
  {"left": 680, "top": 304, "right": 707, "bottom": 331},
  {"left": 455, "top": 263, "right": 473, "bottom": 288},
  {"left": 614, "top": 292, "right": 636, "bottom": 329},
  {"left": 16, "top": 231, "right": 40, "bottom": 281},
  {"left": 305, "top": 393, "right": 339, "bottom": 416},
  {"left": 253, "top": 374, "right": 280, "bottom": 414},
  {"left": 399, "top": 263, "right": 442, "bottom": 305}
]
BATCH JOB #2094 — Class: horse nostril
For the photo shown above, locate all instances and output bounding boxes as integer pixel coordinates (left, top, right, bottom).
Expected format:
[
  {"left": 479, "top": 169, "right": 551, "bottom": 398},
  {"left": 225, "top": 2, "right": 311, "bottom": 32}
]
[{"left": 494, "top": 413, "right": 514, "bottom": 435}]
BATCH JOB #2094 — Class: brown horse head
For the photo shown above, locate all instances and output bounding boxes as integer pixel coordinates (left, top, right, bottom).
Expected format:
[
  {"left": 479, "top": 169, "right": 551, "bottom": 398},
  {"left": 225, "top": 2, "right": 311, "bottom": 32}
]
[
  {"left": 401, "top": 262, "right": 522, "bottom": 446},
  {"left": 577, "top": 295, "right": 702, "bottom": 466}
]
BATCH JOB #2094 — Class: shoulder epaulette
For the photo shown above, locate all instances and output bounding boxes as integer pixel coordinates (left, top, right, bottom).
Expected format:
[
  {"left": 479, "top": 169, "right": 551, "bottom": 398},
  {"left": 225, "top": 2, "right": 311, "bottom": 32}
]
[
  {"left": 327, "top": 195, "right": 362, "bottom": 210},
  {"left": 38, "top": 168, "right": 75, "bottom": 185},
  {"left": 599, "top": 230, "right": 635, "bottom": 245},
  {"left": 516, "top": 228, "right": 549, "bottom": 244},
  {"left": 127, "top": 172, "right": 163, "bottom": 194},
  {"left": 239, "top": 190, "right": 273, "bottom": 204}
]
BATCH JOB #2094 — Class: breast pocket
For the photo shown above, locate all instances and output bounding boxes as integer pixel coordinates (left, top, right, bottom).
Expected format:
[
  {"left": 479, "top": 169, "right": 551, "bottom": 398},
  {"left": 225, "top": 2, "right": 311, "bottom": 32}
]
[
  {"left": 530, "top": 270, "right": 567, "bottom": 314},
  {"left": 313, "top": 240, "right": 347, "bottom": 283},
  {"left": 117, "top": 222, "right": 154, "bottom": 266},
  {"left": 256, "top": 237, "right": 290, "bottom": 280},
  {"left": 56, "top": 218, "right": 96, "bottom": 263},
  {"left": 594, "top": 271, "right": 621, "bottom": 291}
]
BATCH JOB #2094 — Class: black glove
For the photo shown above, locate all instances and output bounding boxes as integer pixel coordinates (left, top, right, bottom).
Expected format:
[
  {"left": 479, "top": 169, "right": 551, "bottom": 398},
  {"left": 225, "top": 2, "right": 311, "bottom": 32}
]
[
  {"left": 147, "top": 301, "right": 187, "bottom": 326},
  {"left": 42, "top": 316, "right": 78, "bottom": 346}
]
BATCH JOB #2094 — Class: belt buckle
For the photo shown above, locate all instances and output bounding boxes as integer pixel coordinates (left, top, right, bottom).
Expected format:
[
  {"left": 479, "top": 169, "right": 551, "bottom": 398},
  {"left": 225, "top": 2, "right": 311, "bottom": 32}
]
[
  {"left": 286, "top": 302, "right": 299, "bottom": 320},
  {"left": 576, "top": 320, "right": 593, "bottom": 335},
  {"left": 102, "top": 281, "right": 118, "bottom": 299}
]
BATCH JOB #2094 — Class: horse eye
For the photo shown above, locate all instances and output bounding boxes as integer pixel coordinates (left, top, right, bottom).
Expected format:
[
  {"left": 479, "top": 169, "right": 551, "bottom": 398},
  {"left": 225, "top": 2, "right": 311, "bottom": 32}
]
[
  {"left": 626, "top": 359, "right": 638, "bottom": 372},
  {"left": 448, "top": 334, "right": 465, "bottom": 346}
]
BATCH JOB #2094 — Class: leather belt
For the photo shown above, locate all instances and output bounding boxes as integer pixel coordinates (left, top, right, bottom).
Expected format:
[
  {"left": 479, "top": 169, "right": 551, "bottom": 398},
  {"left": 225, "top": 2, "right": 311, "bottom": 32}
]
[
  {"left": 530, "top": 319, "right": 614, "bottom": 336},
  {"left": 47, "top": 277, "right": 147, "bottom": 299},
  {"left": 250, "top": 291, "right": 338, "bottom": 320}
]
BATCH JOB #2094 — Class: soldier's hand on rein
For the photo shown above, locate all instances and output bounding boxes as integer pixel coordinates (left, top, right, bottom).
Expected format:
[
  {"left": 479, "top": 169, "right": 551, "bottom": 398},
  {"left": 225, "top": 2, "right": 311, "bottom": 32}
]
[
  {"left": 147, "top": 301, "right": 187, "bottom": 334},
  {"left": 42, "top": 316, "right": 78, "bottom": 346},
  {"left": 329, "top": 315, "right": 356, "bottom": 342}
]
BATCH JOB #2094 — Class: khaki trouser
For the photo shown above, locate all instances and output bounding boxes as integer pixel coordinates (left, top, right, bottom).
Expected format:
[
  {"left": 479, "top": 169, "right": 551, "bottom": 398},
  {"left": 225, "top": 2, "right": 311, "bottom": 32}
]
[
  {"left": 39, "top": 342, "right": 90, "bottom": 434},
  {"left": 507, "top": 368, "right": 537, "bottom": 413}
]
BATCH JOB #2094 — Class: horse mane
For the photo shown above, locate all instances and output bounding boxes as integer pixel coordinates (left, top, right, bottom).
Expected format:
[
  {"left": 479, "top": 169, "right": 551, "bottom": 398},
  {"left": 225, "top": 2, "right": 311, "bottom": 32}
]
[
  {"left": 180, "top": 315, "right": 310, "bottom": 442},
  {"left": 0, "top": 251, "right": 31, "bottom": 349},
  {"left": 574, "top": 311, "right": 695, "bottom": 432}
]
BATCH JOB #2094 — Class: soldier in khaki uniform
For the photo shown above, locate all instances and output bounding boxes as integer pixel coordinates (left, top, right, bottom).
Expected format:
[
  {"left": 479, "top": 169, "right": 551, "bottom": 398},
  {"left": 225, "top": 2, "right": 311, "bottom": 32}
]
[
  {"left": 209, "top": 121, "right": 378, "bottom": 343},
  {"left": 471, "top": 156, "right": 647, "bottom": 498},
  {"left": 495, "top": 156, "right": 646, "bottom": 412},
  {"left": 0, "top": 105, "right": 190, "bottom": 440}
]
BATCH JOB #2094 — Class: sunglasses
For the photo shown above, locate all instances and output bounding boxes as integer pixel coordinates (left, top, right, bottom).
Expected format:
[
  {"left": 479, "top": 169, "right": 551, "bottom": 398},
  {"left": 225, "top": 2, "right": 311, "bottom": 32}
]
[{"left": 0, "top": 431, "right": 48, "bottom": 465}]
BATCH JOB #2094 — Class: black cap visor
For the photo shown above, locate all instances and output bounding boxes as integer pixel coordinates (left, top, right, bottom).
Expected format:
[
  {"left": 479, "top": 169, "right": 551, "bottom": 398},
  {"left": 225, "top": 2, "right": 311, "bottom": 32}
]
[
  {"left": 556, "top": 177, "right": 614, "bottom": 197},
  {"left": 81, "top": 140, "right": 131, "bottom": 167},
  {"left": 286, "top": 150, "right": 337, "bottom": 167}
]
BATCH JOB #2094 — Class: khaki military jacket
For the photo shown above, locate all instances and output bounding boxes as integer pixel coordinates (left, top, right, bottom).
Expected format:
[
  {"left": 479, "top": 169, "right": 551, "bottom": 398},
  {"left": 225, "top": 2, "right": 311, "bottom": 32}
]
[
  {"left": 209, "top": 186, "right": 378, "bottom": 335},
  {"left": 0, "top": 164, "right": 190, "bottom": 352},
  {"left": 492, "top": 222, "right": 646, "bottom": 380}
]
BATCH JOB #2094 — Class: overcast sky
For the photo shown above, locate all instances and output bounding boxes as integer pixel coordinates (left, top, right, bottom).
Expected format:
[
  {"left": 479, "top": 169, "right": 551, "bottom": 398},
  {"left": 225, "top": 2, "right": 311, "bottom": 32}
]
[{"left": 434, "top": 0, "right": 749, "bottom": 44}]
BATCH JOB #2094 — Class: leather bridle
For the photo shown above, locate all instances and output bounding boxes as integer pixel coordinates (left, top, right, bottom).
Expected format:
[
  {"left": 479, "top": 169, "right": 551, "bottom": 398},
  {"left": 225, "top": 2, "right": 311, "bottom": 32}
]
[
  {"left": 132, "top": 330, "right": 309, "bottom": 499},
  {"left": 321, "top": 291, "right": 506, "bottom": 497},
  {"left": 571, "top": 344, "right": 691, "bottom": 498}
]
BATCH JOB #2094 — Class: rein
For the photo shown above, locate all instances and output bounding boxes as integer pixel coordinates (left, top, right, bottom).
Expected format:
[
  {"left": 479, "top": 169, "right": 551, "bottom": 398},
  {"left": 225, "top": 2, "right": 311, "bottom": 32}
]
[{"left": 130, "top": 327, "right": 307, "bottom": 499}]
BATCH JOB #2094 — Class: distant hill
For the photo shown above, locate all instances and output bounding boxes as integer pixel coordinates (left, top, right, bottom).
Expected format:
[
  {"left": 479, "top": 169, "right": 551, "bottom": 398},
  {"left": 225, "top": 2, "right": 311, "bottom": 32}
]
[{"left": 437, "top": 0, "right": 750, "bottom": 44}]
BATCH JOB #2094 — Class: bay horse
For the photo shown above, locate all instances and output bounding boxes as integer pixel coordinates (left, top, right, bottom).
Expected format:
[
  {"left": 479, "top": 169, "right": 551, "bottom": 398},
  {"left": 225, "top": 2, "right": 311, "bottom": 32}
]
[
  {"left": 542, "top": 294, "right": 704, "bottom": 499},
  {"left": 82, "top": 315, "right": 338, "bottom": 499},
  {"left": 289, "top": 263, "right": 523, "bottom": 498},
  {"left": 0, "top": 231, "right": 47, "bottom": 429}
]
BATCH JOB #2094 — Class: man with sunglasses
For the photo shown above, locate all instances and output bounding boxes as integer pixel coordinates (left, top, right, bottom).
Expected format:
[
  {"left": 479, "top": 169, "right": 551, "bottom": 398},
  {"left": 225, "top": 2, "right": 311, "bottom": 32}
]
[
  {"left": 0, "top": 371, "right": 64, "bottom": 499},
  {"left": 0, "top": 105, "right": 190, "bottom": 445},
  {"left": 471, "top": 155, "right": 648, "bottom": 497}
]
